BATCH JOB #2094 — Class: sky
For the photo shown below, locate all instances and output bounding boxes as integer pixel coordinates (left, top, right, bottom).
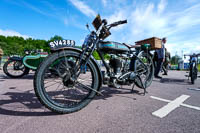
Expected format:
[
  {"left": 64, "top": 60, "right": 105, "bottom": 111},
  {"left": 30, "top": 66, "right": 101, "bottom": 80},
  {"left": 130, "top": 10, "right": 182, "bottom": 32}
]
[{"left": 0, "top": 0, "right": 200, "bottom": 57}]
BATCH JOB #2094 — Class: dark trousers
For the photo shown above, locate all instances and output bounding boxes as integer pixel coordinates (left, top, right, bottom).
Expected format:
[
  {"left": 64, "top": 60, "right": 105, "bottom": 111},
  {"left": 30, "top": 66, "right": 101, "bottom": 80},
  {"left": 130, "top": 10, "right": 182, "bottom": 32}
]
[
  {"left": 154, "top": 58, "right": 163, "bottom": 76},
  {"left": 162, "top": 63, "right": 169, "bottom": 74},
  {"left": 0, "top": 57, "right": 2, "bottom": 67}
]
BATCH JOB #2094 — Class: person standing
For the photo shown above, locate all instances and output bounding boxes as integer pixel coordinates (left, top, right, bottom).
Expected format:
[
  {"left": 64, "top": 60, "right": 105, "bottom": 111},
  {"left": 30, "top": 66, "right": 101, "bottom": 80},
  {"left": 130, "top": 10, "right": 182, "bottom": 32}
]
[
  {"left": 162, "top": 48, "right": 171, "bottom": 75},
  {"left": 154, "top": 37, "right": 166, "bottom": 79},
  {"left": 0, "top": 47, "right": 3, "bottom": 70}
]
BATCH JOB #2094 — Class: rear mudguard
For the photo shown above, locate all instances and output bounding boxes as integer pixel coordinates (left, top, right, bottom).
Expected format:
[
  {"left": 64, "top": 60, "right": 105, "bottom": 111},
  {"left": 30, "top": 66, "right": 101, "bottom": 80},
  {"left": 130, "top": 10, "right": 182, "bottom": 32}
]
[
  {"left": 51, "top": 47, "right": 103, "bottom": 91},
  {"left": 9, "top": 56, "right": 23, "bottom": 61}
]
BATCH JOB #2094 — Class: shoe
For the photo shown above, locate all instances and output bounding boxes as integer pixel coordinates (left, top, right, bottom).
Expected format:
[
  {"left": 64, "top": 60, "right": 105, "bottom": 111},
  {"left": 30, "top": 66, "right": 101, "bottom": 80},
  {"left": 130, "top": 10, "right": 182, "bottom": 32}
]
[
  {"left": 162, "top": 73, "right": 167, "bottom": 75},
  {"left": 155, "top": 75, "right": 162, "bottom": 79}
]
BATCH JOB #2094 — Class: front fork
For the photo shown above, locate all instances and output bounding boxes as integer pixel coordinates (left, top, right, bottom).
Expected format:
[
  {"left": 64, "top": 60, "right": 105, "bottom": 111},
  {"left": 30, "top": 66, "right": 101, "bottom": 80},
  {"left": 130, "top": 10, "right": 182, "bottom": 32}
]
[{"left": 73, "top": 41, "right": 97, "bottom": 80}]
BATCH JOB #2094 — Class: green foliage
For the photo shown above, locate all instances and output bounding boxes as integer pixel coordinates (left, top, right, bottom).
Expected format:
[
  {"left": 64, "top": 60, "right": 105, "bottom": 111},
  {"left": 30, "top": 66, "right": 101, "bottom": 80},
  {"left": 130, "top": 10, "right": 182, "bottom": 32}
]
[
  {"left": 170, "top": 55, "right": 181, "bottom": 65},
  {"left": 92, "top": 50, "right": 110, "bottom": 60},
  {"left": 0, "top": 35, "right": 64, "bottom": 56},
  {"left": 49, "top": 35, "right": 63, "bottom": 42},
  {"left": 198, "top": 64, "right": 200, "bottom": 72},
  {"left": 104, "top": 53, "right": 110, "bottom": 60},
  {"left": 92, "top": 50, "right": 101, "bottom": 60},
  {"left": 0, "top": 35, "right": 111, "bottom": 61}
]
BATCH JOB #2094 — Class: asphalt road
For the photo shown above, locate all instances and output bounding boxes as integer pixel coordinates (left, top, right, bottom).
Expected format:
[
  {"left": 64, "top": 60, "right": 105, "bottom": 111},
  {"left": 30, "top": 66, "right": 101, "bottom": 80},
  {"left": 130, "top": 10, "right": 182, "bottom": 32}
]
[{"left": 0, "top": 70, "right": 200, "bottom": 133}]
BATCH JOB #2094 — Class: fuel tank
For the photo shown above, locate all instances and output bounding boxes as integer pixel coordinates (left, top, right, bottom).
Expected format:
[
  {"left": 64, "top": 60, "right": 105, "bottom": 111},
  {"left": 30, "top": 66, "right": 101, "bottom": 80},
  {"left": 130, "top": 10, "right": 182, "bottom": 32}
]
[{"left": 99, "top": 41, "right": 129, "bottom": 54}]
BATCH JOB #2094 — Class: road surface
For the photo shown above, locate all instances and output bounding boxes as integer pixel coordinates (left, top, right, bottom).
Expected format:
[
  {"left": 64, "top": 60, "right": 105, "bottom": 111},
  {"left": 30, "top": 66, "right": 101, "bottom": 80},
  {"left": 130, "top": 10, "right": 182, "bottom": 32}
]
[{"left": 0, "top": 70, "right": 200, "bottom": 133}]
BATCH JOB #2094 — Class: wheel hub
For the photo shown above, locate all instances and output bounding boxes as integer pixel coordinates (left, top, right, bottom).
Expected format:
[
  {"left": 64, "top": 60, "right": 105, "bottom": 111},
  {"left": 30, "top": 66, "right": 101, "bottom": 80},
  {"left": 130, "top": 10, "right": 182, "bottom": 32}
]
[{"left": 62, "top": 73, "right": 76, "bottom": 88}]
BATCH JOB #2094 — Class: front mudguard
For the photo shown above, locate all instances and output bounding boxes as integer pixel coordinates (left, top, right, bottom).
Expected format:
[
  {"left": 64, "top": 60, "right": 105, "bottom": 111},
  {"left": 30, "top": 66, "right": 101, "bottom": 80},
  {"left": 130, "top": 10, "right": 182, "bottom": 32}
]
[{"left": 51, "top": 47, "right": 103, "bottom": 91}]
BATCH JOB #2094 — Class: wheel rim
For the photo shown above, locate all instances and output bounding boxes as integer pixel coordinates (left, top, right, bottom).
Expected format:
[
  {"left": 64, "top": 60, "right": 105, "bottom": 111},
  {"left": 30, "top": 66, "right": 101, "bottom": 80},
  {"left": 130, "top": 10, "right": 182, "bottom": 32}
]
[
  {"left": 135, "top": 52, "right": 154, "bottom": 88},
  {"left": 40, "top": 56, "right": 95, "bottom": 108},
  {"left": 6, "top": 61, "right": 25, "bottom": 76}
]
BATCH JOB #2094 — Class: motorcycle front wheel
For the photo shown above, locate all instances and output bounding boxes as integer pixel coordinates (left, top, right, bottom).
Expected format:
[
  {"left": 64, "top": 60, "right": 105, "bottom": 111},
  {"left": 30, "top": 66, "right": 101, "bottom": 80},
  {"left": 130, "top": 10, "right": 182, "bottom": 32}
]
[
  {"left": 34, "top": 50, "right": 99, "bottom": 114},
  {"left": 3, "top": 60, "right": 29, "bottom": 78}
]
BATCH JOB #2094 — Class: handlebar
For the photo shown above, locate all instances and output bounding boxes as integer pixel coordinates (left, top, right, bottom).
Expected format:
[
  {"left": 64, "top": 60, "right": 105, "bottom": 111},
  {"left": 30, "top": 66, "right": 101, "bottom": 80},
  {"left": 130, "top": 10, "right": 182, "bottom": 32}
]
[
  {"left": 120, "top": 20, "right": 127, "bottom": 24},
  {"left": 184, "top": 53, "right": 200, "bottom": 57},
  {"left": 108, "top": 20, "right": 127, "bottom": 27}
]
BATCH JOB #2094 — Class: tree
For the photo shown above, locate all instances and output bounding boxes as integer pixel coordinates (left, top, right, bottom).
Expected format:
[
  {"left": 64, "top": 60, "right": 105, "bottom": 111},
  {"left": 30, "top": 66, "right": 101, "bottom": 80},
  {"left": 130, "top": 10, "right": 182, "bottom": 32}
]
[
  {"left": 170, "top": 55, "right": 181, "bottom": 65},
  {"left": 49, "top": 35, "right": 63, "bottom": 42}
]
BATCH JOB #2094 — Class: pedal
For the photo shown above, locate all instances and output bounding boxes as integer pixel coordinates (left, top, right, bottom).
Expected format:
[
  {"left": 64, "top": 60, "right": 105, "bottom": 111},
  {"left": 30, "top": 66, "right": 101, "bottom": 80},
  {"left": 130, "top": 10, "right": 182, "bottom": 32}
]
[
  {"left": 198, "top": 75, "right": 200, "bottom": 78},
  {"left": 185, "top": 75, "right": 189, "bottom": 77}
]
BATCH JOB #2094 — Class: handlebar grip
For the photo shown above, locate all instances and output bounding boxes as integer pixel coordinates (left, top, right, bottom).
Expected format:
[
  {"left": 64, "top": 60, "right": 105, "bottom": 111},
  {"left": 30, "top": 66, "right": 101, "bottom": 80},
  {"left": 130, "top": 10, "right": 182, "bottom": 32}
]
[{"left": 120, "top": 20, "right": 127, "bottom": 24}]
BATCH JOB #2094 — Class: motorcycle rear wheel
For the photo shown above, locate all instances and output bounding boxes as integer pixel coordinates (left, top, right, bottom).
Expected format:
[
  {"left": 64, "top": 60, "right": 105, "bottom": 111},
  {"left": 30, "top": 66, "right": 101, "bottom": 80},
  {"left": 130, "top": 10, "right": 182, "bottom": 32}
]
[
  {"left": 34, "top": 50, "right": 99, "bottom": 114},
  {"left": 134, "top": 51, "right": 154, "bottom": 89}
]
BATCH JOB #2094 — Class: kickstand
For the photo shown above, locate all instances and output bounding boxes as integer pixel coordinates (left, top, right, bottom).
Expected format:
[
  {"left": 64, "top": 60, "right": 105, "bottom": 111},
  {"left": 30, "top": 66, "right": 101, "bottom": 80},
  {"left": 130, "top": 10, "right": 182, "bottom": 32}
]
[
  {"left": 131, "top": 84, "right": 135, "bottom": 92},
  {"left": 137, "top": 76, "right": 147, "bottom": 95}
]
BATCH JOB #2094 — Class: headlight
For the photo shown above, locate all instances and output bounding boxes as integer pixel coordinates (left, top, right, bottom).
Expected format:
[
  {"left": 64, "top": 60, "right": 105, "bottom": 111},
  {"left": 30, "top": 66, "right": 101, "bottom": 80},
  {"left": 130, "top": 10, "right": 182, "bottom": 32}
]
[{"left": 82, "top": 34, "right": 93, "bottom": 49}]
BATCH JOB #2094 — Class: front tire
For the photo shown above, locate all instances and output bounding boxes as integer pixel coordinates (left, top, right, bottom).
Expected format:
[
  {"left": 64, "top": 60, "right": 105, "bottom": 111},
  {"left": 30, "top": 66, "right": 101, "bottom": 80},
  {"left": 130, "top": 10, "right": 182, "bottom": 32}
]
[
  {"left": 3, "top": 60, "right": 29, "bottom": 78},
  {"left": 34, "top": 50, "right": 99, "bottom": 114},
  {"left": 191, "top": 64, "right": 197, "bottom": 84}
]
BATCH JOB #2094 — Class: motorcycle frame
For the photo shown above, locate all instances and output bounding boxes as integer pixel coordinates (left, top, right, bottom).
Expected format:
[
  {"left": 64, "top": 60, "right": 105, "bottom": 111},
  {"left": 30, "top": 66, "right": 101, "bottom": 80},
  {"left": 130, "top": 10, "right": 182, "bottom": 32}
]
[{"left": 77, "top": 35, "right": 149, "bottom": 82}]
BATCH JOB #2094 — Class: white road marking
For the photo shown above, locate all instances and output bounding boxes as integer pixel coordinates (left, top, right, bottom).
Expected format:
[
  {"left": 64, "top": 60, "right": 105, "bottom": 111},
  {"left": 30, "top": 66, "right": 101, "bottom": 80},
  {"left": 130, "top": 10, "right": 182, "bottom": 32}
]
[
  {"left": 188, "top": 88, "right": 200, "bottom": 91},
  {"left": 152, "top": 95, "right": 190, "bottom": 118},
  {"left": 151, "top": 96, "right": 200, "bottom": 111},
  {"left": 181, "top": 103, "right": 200, "bottom": 111},
  {"left": 151, "top": 96, "right": 171, "bottom": 103}
]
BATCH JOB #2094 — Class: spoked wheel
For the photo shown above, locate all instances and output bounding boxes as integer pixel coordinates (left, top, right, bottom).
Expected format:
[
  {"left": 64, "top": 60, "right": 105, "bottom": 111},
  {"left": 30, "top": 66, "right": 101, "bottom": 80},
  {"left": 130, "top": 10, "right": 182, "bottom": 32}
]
[
  {"left": 191, "top": 64, "right": 197, "bottom": 84},
  {"left": 134, "top": 51, "right": 154, "bottom": 89},
  {"left": 34, "top": 50, "right": 99, "bottom": 114},
  {"left": 3, "top": 60, "right": 29, "bottom": 78}
]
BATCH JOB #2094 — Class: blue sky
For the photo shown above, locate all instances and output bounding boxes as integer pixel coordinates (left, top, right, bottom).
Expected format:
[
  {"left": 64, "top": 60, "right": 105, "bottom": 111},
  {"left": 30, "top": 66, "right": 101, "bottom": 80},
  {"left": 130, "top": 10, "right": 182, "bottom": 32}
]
[{"left": 0, "top": 0, "right": 200, "bottom": 56}]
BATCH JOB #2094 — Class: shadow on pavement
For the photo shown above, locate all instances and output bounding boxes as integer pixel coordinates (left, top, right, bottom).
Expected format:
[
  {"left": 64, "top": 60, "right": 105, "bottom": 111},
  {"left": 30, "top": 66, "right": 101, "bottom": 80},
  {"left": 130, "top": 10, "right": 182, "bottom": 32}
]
[
  {"left": 94, "top": 86, "right": 146, "bottom": 100},
  {"left": 0, "top": 90, "right": 58, "bottom": 116},
  {"left": 159, "top": 78, "right": 191, "bottom": 85},
  {"left": 0, "top": 74, "right": 34, "bottom": 80}
]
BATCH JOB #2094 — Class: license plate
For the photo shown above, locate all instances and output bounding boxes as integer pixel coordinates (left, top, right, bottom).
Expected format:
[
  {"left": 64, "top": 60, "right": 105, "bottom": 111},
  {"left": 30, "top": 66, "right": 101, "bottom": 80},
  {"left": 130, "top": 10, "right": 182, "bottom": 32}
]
[{"left": 49, "top": 40, "right": 75, "bottom": 50}]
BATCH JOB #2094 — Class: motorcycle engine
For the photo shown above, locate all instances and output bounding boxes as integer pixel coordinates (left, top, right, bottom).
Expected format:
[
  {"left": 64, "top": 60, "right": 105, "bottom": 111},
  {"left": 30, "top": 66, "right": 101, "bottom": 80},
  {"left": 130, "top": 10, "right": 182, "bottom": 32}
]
[{"left": 109, "top": 56, "right": 122, "bottom": 75}]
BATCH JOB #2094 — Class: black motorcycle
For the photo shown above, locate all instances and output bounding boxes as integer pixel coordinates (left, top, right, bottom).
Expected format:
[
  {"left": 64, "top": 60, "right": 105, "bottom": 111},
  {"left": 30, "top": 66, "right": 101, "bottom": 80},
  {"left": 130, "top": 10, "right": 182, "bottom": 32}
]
[
  {"left": 34, "top": 14, "right": 154, "bottom": 114},
  {"left": 184, "top": 53, "right": 200, "bottom": 84}
]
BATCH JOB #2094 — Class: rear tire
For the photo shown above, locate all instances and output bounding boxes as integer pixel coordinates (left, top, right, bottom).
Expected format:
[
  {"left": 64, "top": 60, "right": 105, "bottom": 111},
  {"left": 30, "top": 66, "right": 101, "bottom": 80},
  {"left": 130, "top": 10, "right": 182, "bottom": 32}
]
[
  {"left": 34, "top": 50, "right": 99, "bottom": 114},
  {"left": 134, "top": 51, "right": 154, "bottom": 88}
]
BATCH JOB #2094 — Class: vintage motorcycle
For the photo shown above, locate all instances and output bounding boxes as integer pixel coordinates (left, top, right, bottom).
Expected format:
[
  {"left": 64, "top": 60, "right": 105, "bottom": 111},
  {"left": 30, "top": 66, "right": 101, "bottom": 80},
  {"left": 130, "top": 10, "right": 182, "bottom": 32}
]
[
  {"left": 3, "top": 49, "right": 48, "bottom": 78},
  {"left": 184, "top": 53, "right": 200, "bottom": 84},
  {"left": 34, "top": 15, "right": 154, "bottom": 114}
]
